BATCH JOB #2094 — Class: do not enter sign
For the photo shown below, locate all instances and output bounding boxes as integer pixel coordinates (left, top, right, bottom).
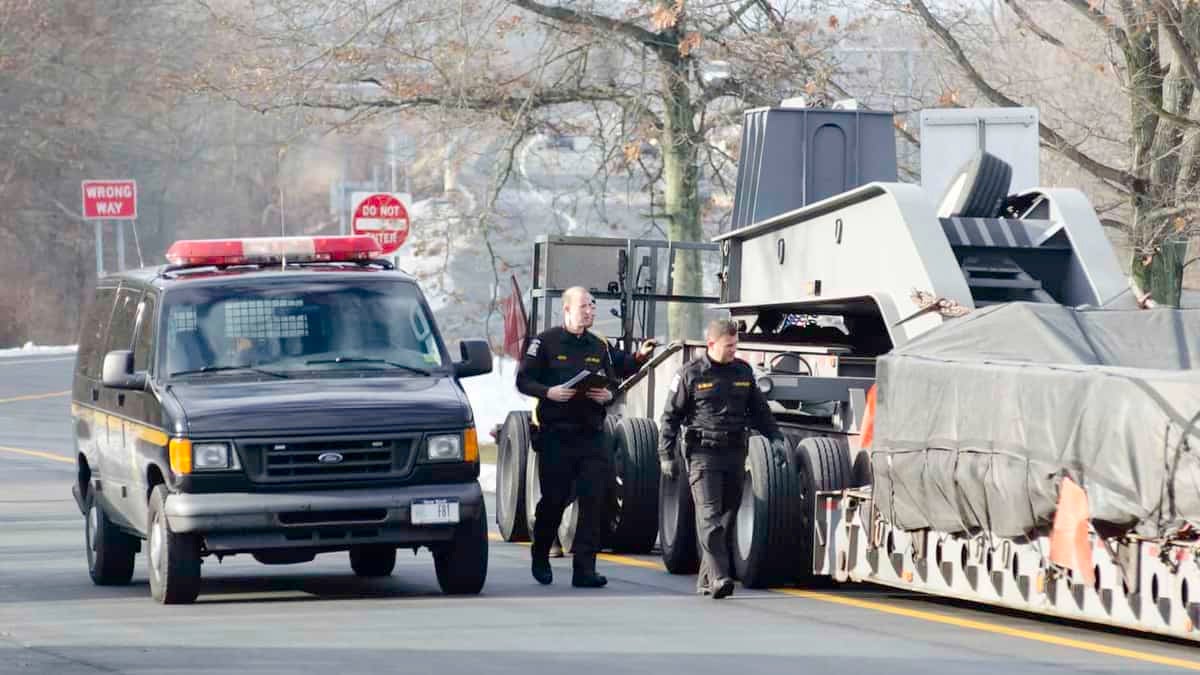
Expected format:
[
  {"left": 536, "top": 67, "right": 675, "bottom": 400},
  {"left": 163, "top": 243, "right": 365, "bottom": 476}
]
[{"left": 351, "top": 192, "right": 410, "bottom": 254}]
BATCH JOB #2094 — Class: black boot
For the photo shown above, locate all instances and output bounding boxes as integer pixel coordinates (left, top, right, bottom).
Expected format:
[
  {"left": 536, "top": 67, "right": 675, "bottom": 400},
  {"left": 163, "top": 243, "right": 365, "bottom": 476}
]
[
  {"left": 571, "top": 556, "right": 607, "bottom": 588},
  {"left": 711, "top": 577, "right": 734, "bottom": 600},
  {"left": 531, "top": 553, "right": 553, "bottom": 585}
]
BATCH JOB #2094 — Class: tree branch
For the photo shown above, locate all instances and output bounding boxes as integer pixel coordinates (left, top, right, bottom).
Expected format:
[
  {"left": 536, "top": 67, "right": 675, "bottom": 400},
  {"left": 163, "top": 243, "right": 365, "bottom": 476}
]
[
  {"left": 504, "top": 0, "right": 667, "bottom": 52},
  {"left": 710, "top": 0, "right": 761, "bottom": 37},
  {"left": 909, "top": 0, "right": 1139, "bottom": 192},
  {"left": 1002, "top": 0, "right": 1066, "bottom": 47},
  {"left": 1152, "top": 0, "right": 1200, "bottom": 96},
  {"left": 1059, "top": 0, "right": 1133, "bottom": 55}
]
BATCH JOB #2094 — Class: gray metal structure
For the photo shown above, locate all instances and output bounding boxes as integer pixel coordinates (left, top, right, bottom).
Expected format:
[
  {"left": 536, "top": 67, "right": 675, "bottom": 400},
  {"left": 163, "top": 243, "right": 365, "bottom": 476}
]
[{"left": 502, "top": 102, "right": 1200, "bottom": 641}]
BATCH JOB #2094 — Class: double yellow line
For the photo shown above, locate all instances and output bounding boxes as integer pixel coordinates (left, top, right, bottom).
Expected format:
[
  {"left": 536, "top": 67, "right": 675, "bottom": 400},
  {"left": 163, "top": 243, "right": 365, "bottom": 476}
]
[{"left": 0, "top": 390, "right": 73, "bottom": 464}]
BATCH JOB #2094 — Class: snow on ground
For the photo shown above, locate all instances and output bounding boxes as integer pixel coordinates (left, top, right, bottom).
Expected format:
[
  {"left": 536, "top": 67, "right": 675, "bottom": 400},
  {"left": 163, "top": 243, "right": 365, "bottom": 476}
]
[{"left": 0, "top": 343, "right": 78, "bottom": 358}]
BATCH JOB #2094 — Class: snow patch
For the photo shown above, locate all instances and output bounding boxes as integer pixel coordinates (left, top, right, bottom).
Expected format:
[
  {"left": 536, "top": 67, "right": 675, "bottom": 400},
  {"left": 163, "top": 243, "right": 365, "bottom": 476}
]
[{"left": 0, "top": 343, "right": 78, "bottom": 358}]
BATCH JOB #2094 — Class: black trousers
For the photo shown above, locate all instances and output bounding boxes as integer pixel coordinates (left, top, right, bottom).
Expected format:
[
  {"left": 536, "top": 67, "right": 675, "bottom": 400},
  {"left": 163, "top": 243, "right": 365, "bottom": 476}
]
[
  {"left": 532, "top": 428, "right": 610, "bottom": 570},
  {"left": 687, "top": 449, "right": 746, "bottom": 591}
]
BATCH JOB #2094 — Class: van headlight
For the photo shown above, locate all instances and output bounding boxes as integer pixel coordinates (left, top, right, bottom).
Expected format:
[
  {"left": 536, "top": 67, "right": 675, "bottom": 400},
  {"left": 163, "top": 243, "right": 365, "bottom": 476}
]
[
  {"left": 193, "top": 442, "right": 240, "bottom": 471},
  {"left": 427, "top": 434, "right": 463, "bottom": 461}
]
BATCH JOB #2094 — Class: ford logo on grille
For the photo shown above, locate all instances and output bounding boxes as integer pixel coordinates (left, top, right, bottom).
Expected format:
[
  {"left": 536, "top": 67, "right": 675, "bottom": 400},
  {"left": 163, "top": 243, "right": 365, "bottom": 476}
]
[{"left": 317, "top": 452, "right": 344, "bottom": 464}]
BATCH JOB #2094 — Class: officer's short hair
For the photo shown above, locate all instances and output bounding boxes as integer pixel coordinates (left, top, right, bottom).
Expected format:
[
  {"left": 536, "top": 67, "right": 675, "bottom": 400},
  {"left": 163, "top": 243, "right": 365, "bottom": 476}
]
[
  {"left": 563, "top": 286, "right": 593, "bottom": 309},
  {"left": 705, "top": 319, "right": 738, "bottom": 341}
]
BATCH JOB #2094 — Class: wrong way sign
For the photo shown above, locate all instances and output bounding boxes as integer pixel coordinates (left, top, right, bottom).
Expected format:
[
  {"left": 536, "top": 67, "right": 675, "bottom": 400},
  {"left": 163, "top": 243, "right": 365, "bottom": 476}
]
[
  {"left": 351, "top": 192, "right": 410, "bottom": 255},
  {"left": 82, "top": 180, "right": 137, "bottom": 220}
]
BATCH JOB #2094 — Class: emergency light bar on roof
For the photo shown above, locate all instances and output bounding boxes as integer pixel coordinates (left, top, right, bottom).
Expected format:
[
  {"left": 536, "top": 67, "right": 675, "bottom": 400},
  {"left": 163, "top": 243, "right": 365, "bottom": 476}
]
[{"left": 164, "top": 236, "right": 383, "bottom": 267}]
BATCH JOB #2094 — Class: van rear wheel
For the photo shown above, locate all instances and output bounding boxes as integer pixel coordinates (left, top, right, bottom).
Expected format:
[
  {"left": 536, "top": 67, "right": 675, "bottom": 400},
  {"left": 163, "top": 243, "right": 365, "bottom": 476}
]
[{"left": 84, "top": 485, "right": 136, "bottom": 586}]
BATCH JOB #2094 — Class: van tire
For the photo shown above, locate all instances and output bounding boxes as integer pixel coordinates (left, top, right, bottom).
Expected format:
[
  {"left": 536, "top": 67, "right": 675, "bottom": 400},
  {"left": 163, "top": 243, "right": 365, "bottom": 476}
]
[
  {"left": 147, "top": 486, "right": 201, "bottom": 604},
  {"left": 434, "top": 503, "right": 488, "bottom": 595},
  {"left": 84, "top": 486, "right": 137, "bottom": 586}
]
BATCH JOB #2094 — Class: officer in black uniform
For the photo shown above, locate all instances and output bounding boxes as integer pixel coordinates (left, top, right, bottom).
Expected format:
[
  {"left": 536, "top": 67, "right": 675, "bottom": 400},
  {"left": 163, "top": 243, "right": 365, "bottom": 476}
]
[
  {"left": 658, "top": 318, "right": 787, "bottom": 599},
  {"left": 517, "top": 286, "right": 654, "bottom": 587}
]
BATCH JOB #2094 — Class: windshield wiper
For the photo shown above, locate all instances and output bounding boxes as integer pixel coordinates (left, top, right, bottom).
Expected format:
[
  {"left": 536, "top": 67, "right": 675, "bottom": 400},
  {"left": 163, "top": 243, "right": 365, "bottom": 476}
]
[
  {"left": 170, "top": 365, "right": 289, "bottom": 379},
  {"left": 305, "top": 357, "right": 431, "bottom": 376}
]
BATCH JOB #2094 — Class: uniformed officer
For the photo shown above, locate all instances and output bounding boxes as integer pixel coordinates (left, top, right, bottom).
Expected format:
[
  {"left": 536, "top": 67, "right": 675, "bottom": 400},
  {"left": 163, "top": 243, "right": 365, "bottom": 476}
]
[
  {"left": 517, "top": 286, "right": 654, "bottom": 587},
  {"left": 657, "top": 318, "right": 787, "bottom": 599}
]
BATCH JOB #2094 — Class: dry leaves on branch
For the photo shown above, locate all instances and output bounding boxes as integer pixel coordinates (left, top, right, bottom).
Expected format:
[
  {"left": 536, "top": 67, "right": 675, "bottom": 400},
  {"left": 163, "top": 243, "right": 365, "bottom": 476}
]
[{"left": 679, "top": 31, "right": 702, "bottom": 56}]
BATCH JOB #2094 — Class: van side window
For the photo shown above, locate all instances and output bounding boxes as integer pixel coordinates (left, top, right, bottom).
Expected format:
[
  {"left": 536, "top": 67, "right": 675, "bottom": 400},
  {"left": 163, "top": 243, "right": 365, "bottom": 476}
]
[
  {"left": 133, "top": 294, "right": 157, "bottom": 373},
  {"left": 78, "top": 287, "right": 117, "bottom": 379},
  {"left": 104, "top": 288, "right": 143, "bottom": 358}
]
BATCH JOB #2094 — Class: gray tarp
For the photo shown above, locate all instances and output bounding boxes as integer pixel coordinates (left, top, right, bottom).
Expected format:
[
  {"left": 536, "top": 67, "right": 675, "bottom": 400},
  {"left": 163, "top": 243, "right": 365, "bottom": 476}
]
[{"left": 870, "top": 302, "right": 1200, "bottom": 539}]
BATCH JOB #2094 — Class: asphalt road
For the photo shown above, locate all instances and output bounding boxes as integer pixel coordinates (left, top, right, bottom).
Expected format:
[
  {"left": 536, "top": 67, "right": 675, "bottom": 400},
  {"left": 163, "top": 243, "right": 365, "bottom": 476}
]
[{"left": 2, "top": 355, "right": 1199, "bottom": 674}]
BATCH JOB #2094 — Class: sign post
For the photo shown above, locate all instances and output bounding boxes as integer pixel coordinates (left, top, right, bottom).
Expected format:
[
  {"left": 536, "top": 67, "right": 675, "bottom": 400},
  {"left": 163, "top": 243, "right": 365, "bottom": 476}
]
[
  {"left": 82, "top": 180, "right": 138, "bottom": 276},
  {"left": 351, "top": 192, "right": 411, "bottom": 256}
]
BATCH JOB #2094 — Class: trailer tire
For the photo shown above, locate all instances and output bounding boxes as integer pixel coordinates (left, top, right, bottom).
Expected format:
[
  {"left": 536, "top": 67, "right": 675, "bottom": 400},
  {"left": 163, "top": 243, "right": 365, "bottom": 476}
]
[
  {"left": 794, "top": 437, "right": 853, "bottom": 586},
  {"left": 937, "top": 151, "right": 1012, "bottom": 219},
  {"left": 605, "top": 417, "right": 660, "bottom": 553},
  {"left": 733, "top": 435, "right": 802, "bottom": 588},
  {"left": 524, "top": 441, "right": 541, "bottom": 539},
  {"left": 496, "top": 411, "right": 532, "bottom": 542},
  {"left": 659, "top": 454, "right": 700, "bottom": 574},
  {"left": 557, "top": 499, "right": 579, "bottom": 554}
]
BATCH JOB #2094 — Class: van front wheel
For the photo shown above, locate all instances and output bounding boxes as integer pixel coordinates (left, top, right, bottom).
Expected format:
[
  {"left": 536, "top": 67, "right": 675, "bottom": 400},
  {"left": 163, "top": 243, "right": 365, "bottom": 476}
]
[{"left": 147, "top": 486, "right": 201, "bottom": 604}]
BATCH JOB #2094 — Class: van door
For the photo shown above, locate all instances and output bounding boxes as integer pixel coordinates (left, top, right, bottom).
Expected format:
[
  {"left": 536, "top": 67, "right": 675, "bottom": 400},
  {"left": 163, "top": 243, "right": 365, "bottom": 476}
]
[
  {"left": 122, "top": 291, "right": 162, "bottom": 530},
  {"left": 97, "top": 286, "right": 142, "bottom": 528},
  {"left": 73, "top": 286, "right": 117, "bottom": 501}
]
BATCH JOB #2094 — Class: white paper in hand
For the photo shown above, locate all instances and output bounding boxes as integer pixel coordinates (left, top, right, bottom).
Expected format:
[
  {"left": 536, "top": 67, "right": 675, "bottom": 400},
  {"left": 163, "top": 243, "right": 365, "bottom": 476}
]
[{"left": 561, "top": 369, "right": 593, "bottom": 388}]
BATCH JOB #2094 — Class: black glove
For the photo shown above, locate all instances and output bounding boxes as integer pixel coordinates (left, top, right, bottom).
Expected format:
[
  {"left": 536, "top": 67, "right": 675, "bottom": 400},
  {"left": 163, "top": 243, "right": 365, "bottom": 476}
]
[
  {"left": 770, "top": 437, "right": 789, "bottom": 466},
  {"left": 660, "top": 459, "right": 677, "bottom": 479}
]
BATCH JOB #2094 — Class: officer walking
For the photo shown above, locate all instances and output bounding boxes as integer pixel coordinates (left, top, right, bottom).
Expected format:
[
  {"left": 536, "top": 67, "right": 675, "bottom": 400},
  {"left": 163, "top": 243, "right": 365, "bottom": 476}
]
[
  {"left": 657, "top": 319, "right": 787, "bottom": 599},
  {"left": 517, "top": 286, "right": 653, "bottom": 587}
]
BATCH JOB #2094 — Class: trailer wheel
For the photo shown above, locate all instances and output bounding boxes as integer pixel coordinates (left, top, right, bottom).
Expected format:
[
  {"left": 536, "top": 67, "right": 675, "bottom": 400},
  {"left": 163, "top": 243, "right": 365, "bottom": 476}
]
[
  {"left": 605, "top": 417, "right": 660, "bottom": 553},
  {"left": 734, "top": 435, "right": 802, "bottom": 588},
  {"left": 936, "top": 151, "right": 1012, "bottom": 219},
  {"left": 659, "top": 450, "right": 700, "bottom": 574},
  {"left": 557, "top": 499, "right": 579, "bottom": 554},
  {"left": 794, "top": 437, "right": 852, "bottom": 586},
  {"left": 496, "top": 411, "right": 531, "bottom": 542},
  {"left": 524, "top": 442, "right": 541, "bottom": 538}
]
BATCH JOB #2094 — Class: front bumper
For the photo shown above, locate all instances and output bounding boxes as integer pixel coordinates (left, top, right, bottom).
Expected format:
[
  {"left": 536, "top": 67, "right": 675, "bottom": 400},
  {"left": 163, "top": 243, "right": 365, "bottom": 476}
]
[{"left": 164, "top": 481, "right": 483, "bottom": 553}]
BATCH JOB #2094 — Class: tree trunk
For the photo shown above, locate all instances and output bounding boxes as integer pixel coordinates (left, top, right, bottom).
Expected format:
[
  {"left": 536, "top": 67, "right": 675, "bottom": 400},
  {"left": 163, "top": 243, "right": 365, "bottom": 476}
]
[
  {"left": 660, "top": 52, "right": 704, "bottom": 340},
  {"left": 1131, "top": 240, "right": 1188, "bottom": 307}
]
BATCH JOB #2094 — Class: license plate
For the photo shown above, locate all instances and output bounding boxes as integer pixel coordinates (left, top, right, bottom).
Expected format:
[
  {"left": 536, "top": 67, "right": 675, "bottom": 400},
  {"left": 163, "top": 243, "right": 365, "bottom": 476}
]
[{"left": 412, "top": 498, "right": 460, "bottom": 525}]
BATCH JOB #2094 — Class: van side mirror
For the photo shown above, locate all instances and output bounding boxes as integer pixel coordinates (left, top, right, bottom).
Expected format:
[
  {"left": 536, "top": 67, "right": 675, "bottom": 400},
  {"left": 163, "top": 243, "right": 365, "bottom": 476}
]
[
  {"left": 101, "top": 350, "right": 147, "bottom": 390},
  {"left": 454, "top": 340, "right": 492, "bottom": 379}
]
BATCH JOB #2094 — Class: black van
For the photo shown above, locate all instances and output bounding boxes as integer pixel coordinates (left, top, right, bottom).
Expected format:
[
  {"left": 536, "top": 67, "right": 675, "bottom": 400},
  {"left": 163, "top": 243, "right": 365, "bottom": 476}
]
[{"left": 70, "top": 236, "right": 492, "bottom": 604}]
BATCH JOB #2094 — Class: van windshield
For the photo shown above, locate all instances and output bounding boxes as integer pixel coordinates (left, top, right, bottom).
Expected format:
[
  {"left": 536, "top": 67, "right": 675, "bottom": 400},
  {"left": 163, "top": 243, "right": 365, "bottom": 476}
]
[{"left": 160, "top": 279, "right": 450, "bottom": 379}]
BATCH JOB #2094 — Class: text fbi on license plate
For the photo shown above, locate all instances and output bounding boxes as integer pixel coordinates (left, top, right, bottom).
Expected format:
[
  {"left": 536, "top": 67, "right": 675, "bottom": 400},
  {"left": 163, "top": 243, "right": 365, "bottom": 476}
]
[{"left": 412, "top": 498, "right": 460, "bottom": 525}]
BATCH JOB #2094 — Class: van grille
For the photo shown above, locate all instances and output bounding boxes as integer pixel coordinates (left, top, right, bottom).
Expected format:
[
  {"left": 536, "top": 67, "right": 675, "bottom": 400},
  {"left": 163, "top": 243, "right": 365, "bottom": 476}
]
[{"left": 240, "top": 438, "right": 415, "bottom": 483}]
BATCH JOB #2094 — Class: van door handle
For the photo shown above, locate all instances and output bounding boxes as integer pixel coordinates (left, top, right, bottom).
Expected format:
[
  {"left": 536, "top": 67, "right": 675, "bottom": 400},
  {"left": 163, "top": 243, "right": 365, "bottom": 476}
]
[
  {"left": 117, "top": 394, "right": 125, "bottom": 407},
  {"left": 91, "top": 388, "right": 99, "bottom": 402}
]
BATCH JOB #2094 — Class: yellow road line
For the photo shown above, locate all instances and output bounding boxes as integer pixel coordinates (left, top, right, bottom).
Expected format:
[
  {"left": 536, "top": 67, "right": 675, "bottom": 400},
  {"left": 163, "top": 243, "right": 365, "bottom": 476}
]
[
  {"left": 0, "top": 390, "right": 69, "bottom": 404},
  {"left": 0, "top": 445, "right": 73, "bottom": 464},
  {"left": 489, "top": 532, "right": 1200, "bottom": 670},
  {"left": 777, "top": 588, "right": 1200, "bottom": 671}
]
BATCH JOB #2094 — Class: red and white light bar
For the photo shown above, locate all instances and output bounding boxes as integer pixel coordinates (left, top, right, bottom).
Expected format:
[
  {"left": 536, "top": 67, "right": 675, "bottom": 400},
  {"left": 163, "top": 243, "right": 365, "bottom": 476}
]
[{"left": 165, "top": 236, "right": 383, "bottom": 267}]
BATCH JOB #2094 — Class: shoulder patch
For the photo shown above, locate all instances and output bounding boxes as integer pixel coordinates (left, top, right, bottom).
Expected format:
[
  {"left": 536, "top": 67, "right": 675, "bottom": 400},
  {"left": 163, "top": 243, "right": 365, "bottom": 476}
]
[{"left": 527, "top": 338, "right": 541, "bottom": 357}]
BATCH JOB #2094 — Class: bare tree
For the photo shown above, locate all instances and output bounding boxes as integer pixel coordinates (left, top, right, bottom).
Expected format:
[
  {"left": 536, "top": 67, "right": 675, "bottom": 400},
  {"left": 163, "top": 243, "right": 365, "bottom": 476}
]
[
  {"left": 889, "top": 0, "right": 1200, "bottom": 306},
  {"left": 192, "top": 0, "right": 845, "bottom": 338}
]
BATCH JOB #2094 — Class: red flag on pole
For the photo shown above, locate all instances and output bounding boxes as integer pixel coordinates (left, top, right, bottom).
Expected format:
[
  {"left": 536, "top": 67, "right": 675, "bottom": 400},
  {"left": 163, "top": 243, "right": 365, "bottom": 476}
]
[{"left": 500, "top": 275, "right": 527, "bottom": 362}]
